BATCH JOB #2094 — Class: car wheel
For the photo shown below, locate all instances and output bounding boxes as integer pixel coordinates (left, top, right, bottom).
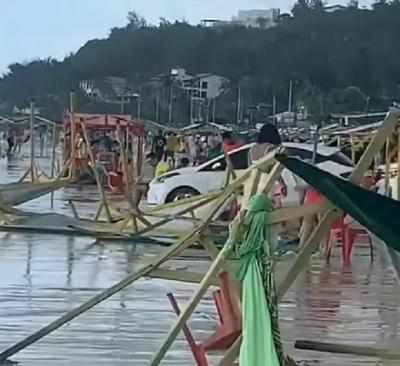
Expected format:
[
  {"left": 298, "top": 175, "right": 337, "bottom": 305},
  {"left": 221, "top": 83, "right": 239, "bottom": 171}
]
[{"left": 165, "top": 187, "right": 200, "bottom": 203}]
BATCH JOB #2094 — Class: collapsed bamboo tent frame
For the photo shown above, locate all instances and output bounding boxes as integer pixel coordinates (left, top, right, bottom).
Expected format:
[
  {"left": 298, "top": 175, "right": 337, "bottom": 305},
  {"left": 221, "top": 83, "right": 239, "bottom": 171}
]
[
  {"left": 8, "top": 102, "right": 64, "bottom": 185},
  {"left": 0, "top": 108, "right": 399, "bottom": 365}
]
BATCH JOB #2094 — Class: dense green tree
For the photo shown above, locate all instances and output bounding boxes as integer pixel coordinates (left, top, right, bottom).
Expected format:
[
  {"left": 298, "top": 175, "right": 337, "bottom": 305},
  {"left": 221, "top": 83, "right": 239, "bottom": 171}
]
[
  {"left": 292, "top": 0, "right": 312, "bottom": 16},
  {"left": 2, "top": 3, "right": 400, "bottom": 122}
]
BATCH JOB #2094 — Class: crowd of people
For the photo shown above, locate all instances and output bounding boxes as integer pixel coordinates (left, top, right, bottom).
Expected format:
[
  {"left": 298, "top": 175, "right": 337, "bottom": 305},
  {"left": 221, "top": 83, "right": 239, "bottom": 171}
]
[{"left": 148, "top": 129, "right": 247, "bottom": 170}]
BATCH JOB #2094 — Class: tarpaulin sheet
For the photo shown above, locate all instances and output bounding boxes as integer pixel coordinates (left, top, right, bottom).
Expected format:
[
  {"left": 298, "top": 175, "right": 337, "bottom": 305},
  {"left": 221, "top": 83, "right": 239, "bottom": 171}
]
[{"left": 277, "top": 155, "right": 400, "bottom": 254}]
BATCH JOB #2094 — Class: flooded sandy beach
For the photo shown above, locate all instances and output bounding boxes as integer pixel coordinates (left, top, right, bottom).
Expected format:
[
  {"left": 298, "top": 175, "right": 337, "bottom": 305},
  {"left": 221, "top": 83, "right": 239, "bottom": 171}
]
[{"left": 0, "top": 153, "right": 399, "bottom": 365}]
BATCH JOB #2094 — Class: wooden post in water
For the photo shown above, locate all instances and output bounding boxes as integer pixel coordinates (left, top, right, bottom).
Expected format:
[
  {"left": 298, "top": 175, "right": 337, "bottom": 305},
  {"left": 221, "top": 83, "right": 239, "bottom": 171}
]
[
  {"left": 80, "top": 122, "right": 113, "bottom": 223},
  {"left": 29, "top": 101, "right": 36, "bottom": 182},
  {"left": 69, "top": 92, "right": 77, "bottom": 179},
  {"left": 385, "top": 137, "right": 391, "bottom": 197},
  {"left": 50, "top": 123, "right": 57, "bottom": 209}
]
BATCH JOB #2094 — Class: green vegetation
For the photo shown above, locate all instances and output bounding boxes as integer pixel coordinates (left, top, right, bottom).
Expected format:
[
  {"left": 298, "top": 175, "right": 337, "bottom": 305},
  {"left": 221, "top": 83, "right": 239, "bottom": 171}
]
[{"left": 1, "top": 1, "right": 400, "bottom": 122}]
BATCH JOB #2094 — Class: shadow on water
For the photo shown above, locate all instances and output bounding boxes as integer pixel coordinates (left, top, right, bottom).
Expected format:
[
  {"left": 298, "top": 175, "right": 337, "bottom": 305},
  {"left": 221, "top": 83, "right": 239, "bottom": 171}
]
[{"left": 0, "top": 148, "right": 399, "bottom": 365}]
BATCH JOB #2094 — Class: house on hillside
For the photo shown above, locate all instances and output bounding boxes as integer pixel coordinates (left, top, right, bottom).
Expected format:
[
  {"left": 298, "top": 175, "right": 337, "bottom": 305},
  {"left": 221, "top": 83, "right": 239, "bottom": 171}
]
[
  {"left": 155, "top": 68, "right": 229, "bottom": 100},
  {"left": 233, "top": 8, "right": 280, "bottom": 28},
  {"left": 201, "top": 7, "right": 280, "bottom": 29},
  {"left": 182, "top": 73, "right": 229, "bottom": 100},
  {"left": 79, "top": 76, "right": 131, "bottom": 102}
]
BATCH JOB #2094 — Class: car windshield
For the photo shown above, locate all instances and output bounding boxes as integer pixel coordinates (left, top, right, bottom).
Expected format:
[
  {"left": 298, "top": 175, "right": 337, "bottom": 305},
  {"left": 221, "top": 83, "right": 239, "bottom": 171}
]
[
  {"left": 329, "top": 152, "right": 355, "bottom": 167},
  {"left": 199, "top": 147, "right": 250, "bottom": 172}
]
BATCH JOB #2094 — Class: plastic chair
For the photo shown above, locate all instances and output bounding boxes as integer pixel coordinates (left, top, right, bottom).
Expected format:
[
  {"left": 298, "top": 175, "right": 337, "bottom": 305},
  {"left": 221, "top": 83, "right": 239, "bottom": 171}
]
[
  {"left": 107, "top": 171, "right": 124, "bottom": 193},
  {"left": 167, "top": 272, "right": 242, "bottom": 366},
  {"left": 343, "top": 224, "right": 373, "bottom": 265},
  {"left": 325, "top": 215, "right": 373, "bottom": 265},
  {"left": 325, "top": 215, "right": 345, "bottom": 262}
]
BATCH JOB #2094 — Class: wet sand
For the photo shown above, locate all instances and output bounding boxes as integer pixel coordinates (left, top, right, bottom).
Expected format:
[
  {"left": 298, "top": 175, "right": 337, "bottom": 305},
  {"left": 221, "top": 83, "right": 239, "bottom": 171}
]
[{"left": 0, "top": 150, "right": 399, "bottom": 365}]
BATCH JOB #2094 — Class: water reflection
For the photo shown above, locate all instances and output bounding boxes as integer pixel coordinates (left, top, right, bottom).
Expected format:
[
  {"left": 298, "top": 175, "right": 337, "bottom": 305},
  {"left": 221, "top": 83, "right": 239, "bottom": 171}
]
[{"left": 0, "top": 150, "right": 399, "bottom": 365}]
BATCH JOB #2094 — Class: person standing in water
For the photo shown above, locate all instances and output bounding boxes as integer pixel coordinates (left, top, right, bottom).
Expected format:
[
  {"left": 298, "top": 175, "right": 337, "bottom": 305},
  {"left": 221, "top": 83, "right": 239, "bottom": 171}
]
[{"left": 152, "top": 129, "right": 167, "bottom": 162}]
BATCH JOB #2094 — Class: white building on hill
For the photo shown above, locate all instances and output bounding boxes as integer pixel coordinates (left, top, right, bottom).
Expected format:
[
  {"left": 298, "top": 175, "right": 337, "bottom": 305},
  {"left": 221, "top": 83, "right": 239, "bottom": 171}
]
[
  {"left": 233, "top": 8, "right": 280, "bottom": 28},
  {"left": 201, "top": 7, "right": 280, "bottom": 29}
]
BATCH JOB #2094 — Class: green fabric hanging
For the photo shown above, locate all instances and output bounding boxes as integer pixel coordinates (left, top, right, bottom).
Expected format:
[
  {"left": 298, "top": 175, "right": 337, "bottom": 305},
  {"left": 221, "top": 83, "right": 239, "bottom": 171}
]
[{"left": 236, "top": 194, "right": 284, "bottom": 366}]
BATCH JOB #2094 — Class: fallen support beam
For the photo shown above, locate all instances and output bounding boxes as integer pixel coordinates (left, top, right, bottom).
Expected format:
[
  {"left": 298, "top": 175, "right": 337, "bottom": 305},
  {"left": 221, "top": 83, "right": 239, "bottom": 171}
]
[
  {"left": 148, "top": 268, "right": 220, "bottom": 287},
  {"left": 295, "top": 340, "right": 400, "bottom": 360},
  {"left": 267, "top": 202, "right": 331, "bottom": 225}
]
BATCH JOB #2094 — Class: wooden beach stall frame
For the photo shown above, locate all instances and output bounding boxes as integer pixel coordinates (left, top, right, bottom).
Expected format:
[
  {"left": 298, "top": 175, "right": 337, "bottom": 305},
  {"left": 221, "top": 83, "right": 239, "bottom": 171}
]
[{"left": 0, "top": 108, "right": 399, "bottom": 364}]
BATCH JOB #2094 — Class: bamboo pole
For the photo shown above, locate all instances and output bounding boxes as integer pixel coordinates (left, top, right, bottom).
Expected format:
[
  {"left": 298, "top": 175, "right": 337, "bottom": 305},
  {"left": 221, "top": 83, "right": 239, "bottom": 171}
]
[
  {"left": 385, "top": 137, "right": 390, "bottom": 196},
  {"left": 69, "top": 92, "right": 77, "bottom": 179},
  {"left": 352, "top": 109, "right": 400, "bottom": 184},
  {"left": 133, "top": 193, "right": 220, "bottom": 237},
  {"left": 80, "top": 123, "right": 113, "bottom": 223},
  {"left": 242, "top": 169, "right": 262, "bottom": 205},
  {"left": 50, "top": 124, "right": 57, "bottom": 209},
  {"left": 145, "top": 191, "right": 221, "bottom": 214},
  {"left": 29, "top": 101, "right": 35, "bottom": 182},
  {"left": 295, "top": 340, "right": 400, "bottom": 360},
  {"left": 268, "top": 201, "right": 331, "bottom": 225},
  {"left": 261, "top": 162, "right": 284, "bottom": 194},
  {"left": 68, "top": 200, "right": 80, "bottom": 219},
  {"left": 116, "top": 124, "right": 140, "bottom": 232},
  {"left": 148, "top": 268, "right": 220, "bottom": 286}
]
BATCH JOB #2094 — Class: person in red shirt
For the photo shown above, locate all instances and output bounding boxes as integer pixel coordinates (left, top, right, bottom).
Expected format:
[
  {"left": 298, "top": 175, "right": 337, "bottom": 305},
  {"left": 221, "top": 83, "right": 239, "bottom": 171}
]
[{"left": 221, "top": 131, "right": 244, "bottom": 153}]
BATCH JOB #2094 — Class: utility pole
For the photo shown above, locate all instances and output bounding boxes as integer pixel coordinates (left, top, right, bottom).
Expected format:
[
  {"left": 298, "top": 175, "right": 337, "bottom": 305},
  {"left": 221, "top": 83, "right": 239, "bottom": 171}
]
[
  {"left": 288, "top": 80, "right": 293, "bottom": 113},
  {"left": 155, "top": 84, "right": 160, "bottom": 124},
  {"left": 137, "top": 87, "right": 142, "bottom": 119},
  {"left": 168, "top": 83, "right": 173, "bottom": 126},
  {"left": 137, "top": 99, "right": 141, "bottom": 119},
  {"left": 272, "top": 93, "right": 277, "bottom": 124},
  {"left": 212, "top": 98, "right": 216, "bottom": 123},
  {"left": 190, "top": 89, "right": 194, "bottom": 125},
  {"left": 236, "top": 82, "right": 242, "bottom": 129}
]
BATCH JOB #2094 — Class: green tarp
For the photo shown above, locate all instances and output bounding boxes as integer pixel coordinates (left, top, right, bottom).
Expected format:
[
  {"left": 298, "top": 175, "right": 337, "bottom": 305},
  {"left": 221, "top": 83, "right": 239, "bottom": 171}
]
[{"left": 277, "top": 155, "right": 400, "bottom": 254}]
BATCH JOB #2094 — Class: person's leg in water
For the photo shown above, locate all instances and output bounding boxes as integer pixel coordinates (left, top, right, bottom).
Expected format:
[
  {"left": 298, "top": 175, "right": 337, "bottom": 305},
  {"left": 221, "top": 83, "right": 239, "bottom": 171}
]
[
  {"left": 6, "top": 137, "right": 14, "bottom": 154},
  {"left": 300, "top": 188, "right": 323, "bottom": 251},
  {"left": 132, "top": 184, "right": 148, "bottom": 211}
]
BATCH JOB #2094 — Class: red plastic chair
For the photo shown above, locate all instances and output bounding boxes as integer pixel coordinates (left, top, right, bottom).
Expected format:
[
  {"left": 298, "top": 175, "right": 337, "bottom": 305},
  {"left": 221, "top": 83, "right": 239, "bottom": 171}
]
[
  {"left": 343, "top": 224, "right": 373, "bottom": 265},
  {"left": 167, "top": 272, "right": 242, "bottom": 366},
  {"left": 325, "top": 215, "right": 345, "bottom": 262},
  {"left": 107, "top": 171, "right": 124, "bottom": 193},
  {"left": 325, "top": 215, "right": 373, "bottom": 265}
]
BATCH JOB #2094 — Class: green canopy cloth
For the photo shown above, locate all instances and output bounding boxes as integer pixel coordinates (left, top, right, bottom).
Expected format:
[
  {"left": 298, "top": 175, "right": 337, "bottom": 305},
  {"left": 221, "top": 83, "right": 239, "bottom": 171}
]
[
  {"left": 236, "top": 194, "right": 284, "bottom": 366},
  {"left": 277, "top": 155, "right": 400, "bottom": 253}
]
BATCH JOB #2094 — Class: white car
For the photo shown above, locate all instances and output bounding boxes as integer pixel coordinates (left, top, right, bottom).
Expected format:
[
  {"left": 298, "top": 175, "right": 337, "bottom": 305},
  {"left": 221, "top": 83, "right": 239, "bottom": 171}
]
[{"left": 147, "top": 142, "right": 354, "bottom": 205}]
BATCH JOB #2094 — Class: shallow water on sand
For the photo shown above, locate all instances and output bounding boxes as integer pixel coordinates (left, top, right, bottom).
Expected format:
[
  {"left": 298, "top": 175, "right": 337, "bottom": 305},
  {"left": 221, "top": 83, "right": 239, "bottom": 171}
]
[{"left": 0, "top": 150, "right": 399, "bottom": 365}]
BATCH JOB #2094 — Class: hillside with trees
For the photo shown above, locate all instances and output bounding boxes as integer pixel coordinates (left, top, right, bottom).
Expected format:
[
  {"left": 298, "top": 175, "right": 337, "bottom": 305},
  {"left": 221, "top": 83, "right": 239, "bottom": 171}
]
[{"left": 1, "top": 0, "right": 400, "bottom": 122}]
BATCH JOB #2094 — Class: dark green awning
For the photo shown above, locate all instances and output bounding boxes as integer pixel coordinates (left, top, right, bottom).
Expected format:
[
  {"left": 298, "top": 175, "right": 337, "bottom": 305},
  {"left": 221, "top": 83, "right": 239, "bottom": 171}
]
[{"left": 276, "top": 155, "right": 400, "bottom": 253}]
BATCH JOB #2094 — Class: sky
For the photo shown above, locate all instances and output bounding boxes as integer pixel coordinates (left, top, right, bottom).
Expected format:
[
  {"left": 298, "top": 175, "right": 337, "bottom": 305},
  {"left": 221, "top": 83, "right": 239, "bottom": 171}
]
[{"left": 0, "top": 0, "right": 373, "bottom": 74}]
